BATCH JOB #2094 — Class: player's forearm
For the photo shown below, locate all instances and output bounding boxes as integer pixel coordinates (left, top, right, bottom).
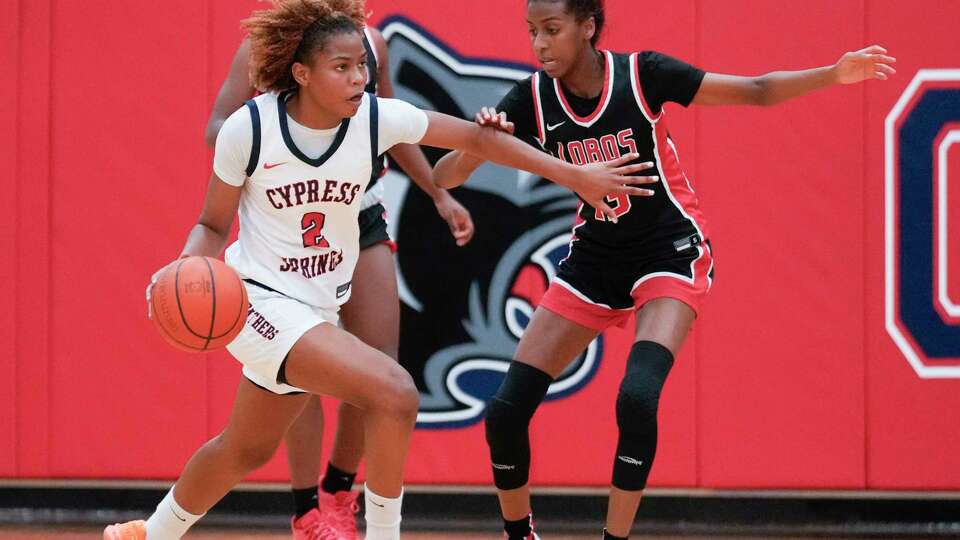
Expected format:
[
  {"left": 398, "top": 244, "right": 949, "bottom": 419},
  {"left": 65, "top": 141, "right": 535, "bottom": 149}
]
[
  {"left": 755, "top": 65, "right": 837, "bottom": 106},
  {"left": 470, "top": 127, "right": 575, "bottom": 189},
  {"left": 179, "top": 223, "right": 231, "bottom": 259},
  {"left": 433, "top": 150, "right": 485, "bottom": 189},
  {"left": 421, "top": 112, "right": 577, "bottom": 189},
  {"left": 387, "top": 142, "right": 443, "bottom": 198}
]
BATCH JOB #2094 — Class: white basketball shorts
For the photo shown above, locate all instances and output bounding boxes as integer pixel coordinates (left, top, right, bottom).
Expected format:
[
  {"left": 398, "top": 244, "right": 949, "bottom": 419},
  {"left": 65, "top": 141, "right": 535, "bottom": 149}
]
[{"left": 226, "top": 281, "right": 339, "bottom": 395}]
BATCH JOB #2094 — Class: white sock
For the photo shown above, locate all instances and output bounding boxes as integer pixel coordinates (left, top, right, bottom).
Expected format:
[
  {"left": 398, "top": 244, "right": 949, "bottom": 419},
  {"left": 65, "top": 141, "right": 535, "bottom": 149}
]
[
  {"left": 144, "top": 487, "right": 204, "bottom": 540},
  {"left": 363, "top": 483, "right": 403, "bottom": 540}
]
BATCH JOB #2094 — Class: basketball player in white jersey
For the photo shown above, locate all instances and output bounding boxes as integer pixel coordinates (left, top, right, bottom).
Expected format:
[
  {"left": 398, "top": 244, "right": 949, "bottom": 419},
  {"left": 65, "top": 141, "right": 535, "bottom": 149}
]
[
  {"left": 205, "top": 21, "right": 475, "bottom": 540},
  {"left": 103, "top": 1, "right": 658, "bottom": 539}
]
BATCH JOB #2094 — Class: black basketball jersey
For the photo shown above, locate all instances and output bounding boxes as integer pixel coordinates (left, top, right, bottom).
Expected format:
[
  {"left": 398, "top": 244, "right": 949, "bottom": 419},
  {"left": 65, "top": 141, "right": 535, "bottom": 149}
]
[
  {"left": 362, "top": 29, "right": 386, "bottom": 186},
  {"left": 499, "top": 51, "right": 709, "bottom": 255}
]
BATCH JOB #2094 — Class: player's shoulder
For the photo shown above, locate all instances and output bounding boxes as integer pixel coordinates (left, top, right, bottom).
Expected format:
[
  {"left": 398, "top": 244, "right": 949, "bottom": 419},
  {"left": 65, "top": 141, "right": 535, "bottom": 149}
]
[
  {"left": 633, "top": 50, "right": 668, "bottom": 66},
  {"left": 373, "top": 95, "right": 426, "bottom": 123},
  {"left": 224, "top": 92, "right": 279, "bottom": 131},
  {"left": 221, "top": 102, "right": 254, "bottom": 136},
  {"left": 500, "top": 75, "right": 535, "bottom": 105},
  {"left": 374, "top": 94, "right": 414, "bottom": 112},
  {"left": 251, "top": 91, "right": 279, "bottom": 108}
]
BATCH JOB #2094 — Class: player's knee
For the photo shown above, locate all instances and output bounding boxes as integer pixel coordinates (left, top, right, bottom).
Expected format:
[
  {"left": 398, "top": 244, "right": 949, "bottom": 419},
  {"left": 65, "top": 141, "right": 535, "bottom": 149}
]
[
  {"left": 612, "top": 341, "right": 675, "bottom": 491},
  {"left": 484, "top": 362, "right": 551, "bottom": 445},
  {"left": 616, "top": 341, "right": 674, "bottom": 430},
  {"left": 483, "top": 362, "right": 553, "bottom": 490},
  {"left": 375, "top": 367, "right": 419, "bottom": 423},
  {"left": 483, "top": 396, "right": 524, "bottom": 446},
  {"left": 217, "top": 433, "right": 281, "bottom": 471},
  {"left": 616, "top": 376, "right": 661, "bottom": 432},
  {"left": 483, "top": 397, "right": 531, "bottom": 490},
  {"left": 617, "top": 386, "right": 659, "bottom": 433}
]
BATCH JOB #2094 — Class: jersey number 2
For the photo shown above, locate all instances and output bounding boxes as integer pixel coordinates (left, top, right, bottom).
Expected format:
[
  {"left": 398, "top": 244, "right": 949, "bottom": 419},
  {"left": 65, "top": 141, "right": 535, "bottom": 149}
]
[{"left": 301, "top": 212, "right": 330, "bottom": 248}]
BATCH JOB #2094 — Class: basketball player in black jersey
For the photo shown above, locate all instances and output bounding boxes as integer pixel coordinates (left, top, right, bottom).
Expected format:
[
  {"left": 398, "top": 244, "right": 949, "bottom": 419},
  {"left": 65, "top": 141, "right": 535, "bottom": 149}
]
[
  {"left": 206, "top": 23, "right": 478, "bottom": 538},
  {"left": 434, "top": 1, "right": 896, "bottom": 539}
]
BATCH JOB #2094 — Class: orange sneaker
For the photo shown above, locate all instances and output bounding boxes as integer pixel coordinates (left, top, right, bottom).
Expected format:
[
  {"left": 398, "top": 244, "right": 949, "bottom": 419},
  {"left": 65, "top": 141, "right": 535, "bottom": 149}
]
[
  {"left": 318, "top": 489, "right": 360, "bottom": 539},
  {"left": 103, "top": 520, "right": 146, "bottom": 540},
  {"left": 292, "top": 507, "right": 346, "bottom": 540}
]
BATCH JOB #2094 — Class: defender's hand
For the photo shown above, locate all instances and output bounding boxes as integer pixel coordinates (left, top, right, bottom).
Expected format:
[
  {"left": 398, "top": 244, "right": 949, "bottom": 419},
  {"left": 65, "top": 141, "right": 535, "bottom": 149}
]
[
  {"left": 475, "top": 106, "right": 515, "bottom": 135},
  {"left": 834, "top": 45, "right": 896, "bottom": 84},
  {"left": 571, "top": 154, "right": 659, "bottom": 223}
]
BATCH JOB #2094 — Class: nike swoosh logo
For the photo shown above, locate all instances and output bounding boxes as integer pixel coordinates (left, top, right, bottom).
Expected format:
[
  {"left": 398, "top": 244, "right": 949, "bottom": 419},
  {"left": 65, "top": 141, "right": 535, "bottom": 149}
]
[
  {"left": 170, "top": 508, "right": 187, "bottom": 522},
  {"left": 618, "top": 455, "right": 644, "bottom": 466},
  {"left": 263, "top": 161, "right": 287, "bottom": 170},
  {"left": 370, "top": 500, "right": 385, "bottom": 508},
  {"left": 546, "top": 121, "right": 566, "bottom": 131}
]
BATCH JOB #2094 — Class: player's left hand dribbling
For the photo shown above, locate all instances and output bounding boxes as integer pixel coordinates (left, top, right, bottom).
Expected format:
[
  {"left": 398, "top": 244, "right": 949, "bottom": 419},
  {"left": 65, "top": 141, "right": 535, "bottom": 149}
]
[{"left": 145, "top": 257, "right": 187, "bottom": 319}]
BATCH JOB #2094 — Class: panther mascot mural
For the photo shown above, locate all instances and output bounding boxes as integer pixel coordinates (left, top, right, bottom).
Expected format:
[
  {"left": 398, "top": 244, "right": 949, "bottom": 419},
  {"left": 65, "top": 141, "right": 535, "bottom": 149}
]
[{"left": 375, "top": 17, "right": 607, "bottom": 428}]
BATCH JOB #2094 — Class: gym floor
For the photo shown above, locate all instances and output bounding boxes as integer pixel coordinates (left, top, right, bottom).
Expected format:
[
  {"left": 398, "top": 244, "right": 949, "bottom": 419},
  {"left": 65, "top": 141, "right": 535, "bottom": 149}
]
[{"left": 0, "top": 528, "right": 936, "bottom": 539}]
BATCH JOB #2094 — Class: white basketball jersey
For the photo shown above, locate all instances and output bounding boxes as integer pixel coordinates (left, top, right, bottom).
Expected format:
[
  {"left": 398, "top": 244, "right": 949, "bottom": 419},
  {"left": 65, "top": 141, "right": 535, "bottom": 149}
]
[{"left": 224, "top": 91, "right": 378, "bottom": 308}]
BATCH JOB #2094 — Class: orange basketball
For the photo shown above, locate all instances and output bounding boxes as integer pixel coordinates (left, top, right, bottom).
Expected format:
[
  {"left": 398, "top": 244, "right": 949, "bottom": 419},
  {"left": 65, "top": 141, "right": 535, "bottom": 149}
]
[{"left": 149, "top": 256, "right": 249, "bottom": 353}]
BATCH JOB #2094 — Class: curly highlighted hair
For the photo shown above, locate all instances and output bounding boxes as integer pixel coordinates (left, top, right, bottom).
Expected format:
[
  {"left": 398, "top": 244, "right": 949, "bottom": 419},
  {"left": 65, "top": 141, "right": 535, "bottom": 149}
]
[{"left": 244, "top": 0, "right": 367, "bottom": 93}]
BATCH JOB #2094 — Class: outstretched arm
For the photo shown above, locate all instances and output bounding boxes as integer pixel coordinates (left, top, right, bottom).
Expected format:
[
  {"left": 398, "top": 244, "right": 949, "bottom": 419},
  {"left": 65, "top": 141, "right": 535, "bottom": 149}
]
[
  {"left": 433, "top": 151, "right": 486, "bottom": 189},
  {"left": 433, "top": 107, "right": 515, "bottom": 189},
  {"left": 420, "top": 111, "right": 657, "bottom": 221},
  {"left": 205, "top": 39, "right": 255, "bottom": 147},
  {"left": 693, "top": 45, "right": 896, "bottom": 107}
]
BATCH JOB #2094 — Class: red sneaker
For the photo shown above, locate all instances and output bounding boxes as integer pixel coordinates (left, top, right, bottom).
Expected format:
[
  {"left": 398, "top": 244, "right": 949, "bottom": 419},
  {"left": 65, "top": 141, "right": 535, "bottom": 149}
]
[
  {"left": 319, "top": 489, "right": 360, "bottom": 539},
  {"left": 292, "top": 508, "right": 346, "bottom": 540},
  {"left": 103, "top": 520, "right": 146, "bottom": 540}
]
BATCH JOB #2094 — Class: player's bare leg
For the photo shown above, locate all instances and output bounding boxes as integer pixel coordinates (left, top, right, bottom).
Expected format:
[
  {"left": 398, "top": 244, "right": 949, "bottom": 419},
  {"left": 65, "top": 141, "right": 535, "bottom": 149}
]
[
  {"left": 174, "top": 379, "right": 310, "bottom": 512},
  {"left": 604, "top": 297, "right": 694, "bottom": 538},
  {"left": 334, "top": 242, "right": 401, "bottom": 473},
  {"left": 121, "top": 379, "right": 311, "bottom": 540},
  {"left": 284, "top": 323, "right": 418, "bottom": 539},
  {"left": 283, "top": 394, "right": 328, "bottom": 539},
  {"left": 492, "top": 307, "right": 599, "bottom": 528},
  {"left": 105, "top": 380, "right": 309, "bottom": 540},
  {"left": 285, "top": 395, "right": 325, "bottom": 489}
]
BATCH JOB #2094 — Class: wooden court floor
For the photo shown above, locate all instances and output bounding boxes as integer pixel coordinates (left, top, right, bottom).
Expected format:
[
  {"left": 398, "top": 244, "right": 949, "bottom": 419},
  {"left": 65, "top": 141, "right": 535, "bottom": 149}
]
[{"left": 0, "top": 528, "right": 923, "bottom": 540}]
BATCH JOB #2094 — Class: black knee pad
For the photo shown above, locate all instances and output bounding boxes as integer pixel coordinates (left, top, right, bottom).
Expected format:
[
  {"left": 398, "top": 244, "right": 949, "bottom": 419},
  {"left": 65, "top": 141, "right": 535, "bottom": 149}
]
[
  {"left": 612, "top": 340, "right": 674, "bottom": 491},
  {"left": 484, "top": 362, "right": 552, "bottom": 490}
]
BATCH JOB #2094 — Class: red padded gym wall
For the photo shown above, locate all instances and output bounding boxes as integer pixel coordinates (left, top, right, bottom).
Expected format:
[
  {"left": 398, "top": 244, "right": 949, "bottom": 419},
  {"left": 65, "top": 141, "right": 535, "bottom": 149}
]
[
  {"left": 696, "top": 0, "right": 868, "bottom": 489},
  {"left": 2, "top": 0, "right": 958, "bottom": 490},
  {"left": 1, "top": 0, "right": 22, "bottom": 479},
  {"left": 864, "top": 0, "right": 960, "bottom": 489}
]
